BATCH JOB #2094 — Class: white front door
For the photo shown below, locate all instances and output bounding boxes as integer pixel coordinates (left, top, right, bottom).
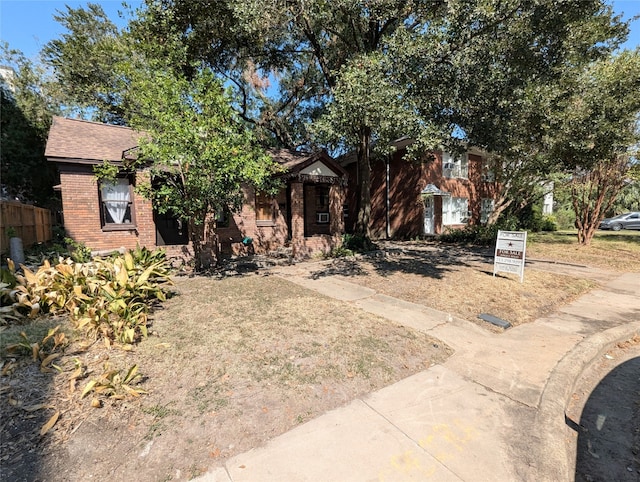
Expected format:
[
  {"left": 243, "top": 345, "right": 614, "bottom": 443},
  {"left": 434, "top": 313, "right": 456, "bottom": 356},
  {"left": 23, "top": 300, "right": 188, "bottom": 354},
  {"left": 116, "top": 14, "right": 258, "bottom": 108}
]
[{"left": 424, "top": 196, "right": 435, "bottom": 234}]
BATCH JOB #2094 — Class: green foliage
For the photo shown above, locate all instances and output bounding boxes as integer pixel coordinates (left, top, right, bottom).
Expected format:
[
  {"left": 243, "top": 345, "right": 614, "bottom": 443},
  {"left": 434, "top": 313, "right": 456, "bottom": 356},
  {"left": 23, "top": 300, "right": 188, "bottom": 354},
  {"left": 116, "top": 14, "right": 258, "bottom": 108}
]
[
  {"left": 1, "top": 249, "right": 172, "bottom": 345},
  {"left": 42, "top": 3, "right": 130, "bottom": 124},
  {"left": 342, "top": 234, "right": 376, "bottom": 253},
  {"left": 124, "top": 63, "right": 281, "bottom": 270},
  {"left": 92, "top": 160, "right": 120, "bottom": 184},
  {"left": 24, "top": 241, "right": 69, "bottom": 266},
  {"left": 608, "top": 181, "right": 640, "bottom": 215},
  {"left": 0, "top": 44, "right": 59, "bottom": 207},
  {"left": 64, "top": 237, "right": 92, "bottom": 263},
  {"left": 438, "top": 225, "right": 499, "bottom": 246},
  {"left": 541, "top": 215, "right": 558, "bottom": 232},
  {"left": 327, "top": 234, "right": 377, "bottom": 258}
]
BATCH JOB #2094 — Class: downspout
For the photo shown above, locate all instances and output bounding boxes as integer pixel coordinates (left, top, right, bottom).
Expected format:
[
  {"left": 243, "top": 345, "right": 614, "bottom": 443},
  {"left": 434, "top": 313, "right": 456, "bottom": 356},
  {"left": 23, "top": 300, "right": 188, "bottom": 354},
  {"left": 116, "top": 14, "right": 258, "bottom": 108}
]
[{"left": 386, "top": 156, "right": 390, "bottom": 239}]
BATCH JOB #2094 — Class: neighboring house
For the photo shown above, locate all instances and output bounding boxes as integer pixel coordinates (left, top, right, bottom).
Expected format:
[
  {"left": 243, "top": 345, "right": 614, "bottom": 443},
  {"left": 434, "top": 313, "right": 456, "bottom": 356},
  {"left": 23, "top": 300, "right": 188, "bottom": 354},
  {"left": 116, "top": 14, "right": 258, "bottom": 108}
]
[
  {"left": 45, "top": 117, "right": 347, "bottom": 259},
  {"left": 341, "top": 141, "right": 498, "bottom": 238}
]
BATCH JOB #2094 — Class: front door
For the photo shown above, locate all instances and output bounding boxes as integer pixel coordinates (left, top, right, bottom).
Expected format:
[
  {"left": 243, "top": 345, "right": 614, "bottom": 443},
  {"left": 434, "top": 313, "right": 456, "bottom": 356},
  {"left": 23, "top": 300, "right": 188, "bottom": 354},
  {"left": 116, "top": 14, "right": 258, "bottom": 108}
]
[{"left": 424, "top": 196, "right": 435, "bottom": 235}]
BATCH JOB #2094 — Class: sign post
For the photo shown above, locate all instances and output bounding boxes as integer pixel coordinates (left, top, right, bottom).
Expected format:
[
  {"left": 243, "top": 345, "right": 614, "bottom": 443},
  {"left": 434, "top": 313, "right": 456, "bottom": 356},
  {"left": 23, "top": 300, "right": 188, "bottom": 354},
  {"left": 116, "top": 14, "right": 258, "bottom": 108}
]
[{"left": 493, "top": 230, "right": 527, "bottom": 283}]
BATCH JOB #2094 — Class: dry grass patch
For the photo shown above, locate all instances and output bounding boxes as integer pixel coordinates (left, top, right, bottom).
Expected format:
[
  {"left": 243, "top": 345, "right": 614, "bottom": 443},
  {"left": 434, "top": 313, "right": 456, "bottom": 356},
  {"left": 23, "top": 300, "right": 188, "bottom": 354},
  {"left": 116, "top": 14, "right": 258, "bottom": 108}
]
[
  {"left": 311, "top": 243, "right": 598, "bottom": 329},
  {"left": 527, "top": 230, "right": 640, "bottom": 272},
  {"left": 1, "top": 273, "right": 450, "bottom": 481}
]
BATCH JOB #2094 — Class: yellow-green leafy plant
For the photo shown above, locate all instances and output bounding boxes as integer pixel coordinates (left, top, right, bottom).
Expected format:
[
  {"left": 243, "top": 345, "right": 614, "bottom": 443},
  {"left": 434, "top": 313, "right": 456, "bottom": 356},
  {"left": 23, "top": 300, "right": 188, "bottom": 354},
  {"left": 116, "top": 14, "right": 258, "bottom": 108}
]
[
  {"left": 3, "top": 248, "right": 172, "bottom": 344},
  {"left": 81, "top": 363, "right": 147, "bottom": 400},
  {"left": 4, "top": 325, "right": 68, "bottom": 371}
]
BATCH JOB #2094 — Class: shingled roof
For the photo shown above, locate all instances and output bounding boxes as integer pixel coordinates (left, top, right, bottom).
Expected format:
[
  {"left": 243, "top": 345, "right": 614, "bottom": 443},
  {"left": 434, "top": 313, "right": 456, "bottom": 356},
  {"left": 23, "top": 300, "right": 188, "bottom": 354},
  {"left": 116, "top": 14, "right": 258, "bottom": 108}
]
[
  {"left": 45, "top": 118, "right": 346, "bottom": 183},
  {"left": 268, "top": 148, "right": 347, "bottom": 180},
  {"left": 45, "top": 116, "right": 139, "bottom": 164}
]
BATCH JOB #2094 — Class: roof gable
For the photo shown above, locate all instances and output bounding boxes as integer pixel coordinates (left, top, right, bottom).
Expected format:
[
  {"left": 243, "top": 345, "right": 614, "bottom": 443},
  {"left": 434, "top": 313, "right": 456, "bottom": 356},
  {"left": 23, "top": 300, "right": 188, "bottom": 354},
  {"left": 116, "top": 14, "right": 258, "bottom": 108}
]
[
  {"left": 268, "top": 148, "right": 347, "bottom": 179},
  {"left": 45, "top": 116, "right": 139, "bottom": 163}
]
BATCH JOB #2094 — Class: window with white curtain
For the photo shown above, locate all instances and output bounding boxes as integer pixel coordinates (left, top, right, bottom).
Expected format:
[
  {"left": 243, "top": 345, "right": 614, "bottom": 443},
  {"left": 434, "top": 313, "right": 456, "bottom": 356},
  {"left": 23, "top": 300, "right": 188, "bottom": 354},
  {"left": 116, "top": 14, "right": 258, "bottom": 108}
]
[
  {"left": 442, "top": 152, "right": 469, "bottom": 179},
  {"left": 442, "top": 196, "right": 469, "bottom": 225},
  {"left": 100, "top": 177, "right": 134, "bottom": 228}
]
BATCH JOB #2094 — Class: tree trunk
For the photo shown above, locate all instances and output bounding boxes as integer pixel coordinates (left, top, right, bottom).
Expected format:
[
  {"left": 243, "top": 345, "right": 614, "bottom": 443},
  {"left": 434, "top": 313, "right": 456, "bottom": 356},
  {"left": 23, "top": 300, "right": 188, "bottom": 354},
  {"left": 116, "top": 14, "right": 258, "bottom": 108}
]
[
  {"left": 486, "top": 196, "right": 513, "bottom": 225},
  {"left": 188, "top": 218, "right": 211, "bottom": 271},
  {"left": 354, "top": 127, "right": 372, "bottom": 237},
  {"left": 571, "top": 157, "right": 629, "bottom": 246}
]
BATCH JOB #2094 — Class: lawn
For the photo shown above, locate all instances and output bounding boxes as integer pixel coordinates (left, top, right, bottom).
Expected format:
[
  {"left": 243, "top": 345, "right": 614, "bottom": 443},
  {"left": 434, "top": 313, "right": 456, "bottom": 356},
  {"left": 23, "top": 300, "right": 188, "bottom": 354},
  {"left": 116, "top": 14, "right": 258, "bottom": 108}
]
[
  {"left": 527, "top": 229, "right": 640, "bottom": 271},
  {"left": 1, "top": 230, "right": 638, "bottom": 481}
]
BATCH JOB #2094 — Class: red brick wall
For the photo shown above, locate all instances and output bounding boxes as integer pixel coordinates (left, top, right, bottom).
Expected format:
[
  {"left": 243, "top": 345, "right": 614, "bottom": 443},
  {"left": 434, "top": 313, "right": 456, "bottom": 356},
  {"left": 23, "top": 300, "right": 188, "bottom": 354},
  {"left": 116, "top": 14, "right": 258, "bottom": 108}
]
[
  {"left": 58, "top": 164, "right": 155, "bottom": 252},
  {"left": 216, "top": 185, "right": 289, "bottom": 256},
  {"left": 342, "top": 150, "right": 498, "bottom": 239},
  {"left": 59, "top": 164, "right": 343, "bottom": 259}
]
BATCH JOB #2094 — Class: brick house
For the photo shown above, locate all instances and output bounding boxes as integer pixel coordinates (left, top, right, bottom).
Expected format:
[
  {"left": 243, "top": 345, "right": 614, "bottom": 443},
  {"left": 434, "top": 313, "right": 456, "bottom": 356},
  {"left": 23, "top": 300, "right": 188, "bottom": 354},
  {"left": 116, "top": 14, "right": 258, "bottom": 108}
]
[
  {"left": 341, "top": 140, "right": 498, "bottom": 238},
  {"left": 45, "top": 117, "right": 347, "bottom": 259}
]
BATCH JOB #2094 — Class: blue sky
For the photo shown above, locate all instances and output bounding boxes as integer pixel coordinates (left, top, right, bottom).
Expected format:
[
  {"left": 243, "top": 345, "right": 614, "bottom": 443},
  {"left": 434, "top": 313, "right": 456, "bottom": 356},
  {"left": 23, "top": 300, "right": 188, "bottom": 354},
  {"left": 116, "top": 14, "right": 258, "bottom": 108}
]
[{"left": 1, "top": 0, "right": 639, "bottom": 60}]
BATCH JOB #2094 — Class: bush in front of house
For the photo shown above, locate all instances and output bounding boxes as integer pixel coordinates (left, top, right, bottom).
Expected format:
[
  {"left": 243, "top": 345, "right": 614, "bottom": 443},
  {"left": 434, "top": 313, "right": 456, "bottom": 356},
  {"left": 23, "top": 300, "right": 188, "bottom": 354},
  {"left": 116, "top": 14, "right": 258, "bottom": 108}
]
[
  {"left": 328, "top": 233, "right": 378, "bottom": 257},
  {"left": 0, "top": 247, "right": 172, "bottom": 345},
  {"left": 438, "top": 224, "right": 499, "bottom": 246}
]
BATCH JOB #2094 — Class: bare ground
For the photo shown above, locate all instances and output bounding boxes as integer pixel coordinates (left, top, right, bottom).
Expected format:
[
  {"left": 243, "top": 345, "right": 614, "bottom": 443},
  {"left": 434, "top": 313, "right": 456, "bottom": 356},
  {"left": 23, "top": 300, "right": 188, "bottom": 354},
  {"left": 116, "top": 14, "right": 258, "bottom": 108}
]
[
  {"left": 1, "top": 274, "right": 449, "bottom": 481},
  {"left": 1, "top": 235, "right": 637, "bottom": 481},
  {"left": 304, "top": 241, "right": 600, "bottom": 329}
]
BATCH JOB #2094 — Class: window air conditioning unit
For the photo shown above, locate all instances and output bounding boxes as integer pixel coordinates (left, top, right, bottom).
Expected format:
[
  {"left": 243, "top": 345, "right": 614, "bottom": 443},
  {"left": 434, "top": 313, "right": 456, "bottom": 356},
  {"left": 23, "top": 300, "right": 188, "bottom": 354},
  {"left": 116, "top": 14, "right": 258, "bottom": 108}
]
[{"left": 316, "top": 212, "right": 330, "bottom": 224}]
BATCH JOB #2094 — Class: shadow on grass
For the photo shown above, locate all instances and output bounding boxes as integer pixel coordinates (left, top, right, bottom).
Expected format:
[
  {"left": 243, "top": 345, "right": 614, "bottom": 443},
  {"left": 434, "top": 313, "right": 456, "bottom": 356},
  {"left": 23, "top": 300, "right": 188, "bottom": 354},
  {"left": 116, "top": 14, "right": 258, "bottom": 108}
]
[
  {"left": 595, "top": 231, "right": 640, "bottom": 246},
  {"left": 309, "top": 243, "right": 494, "bottom": 281},
  {"left": 0, "top": 322, "right": 60, "bottom": 481}
]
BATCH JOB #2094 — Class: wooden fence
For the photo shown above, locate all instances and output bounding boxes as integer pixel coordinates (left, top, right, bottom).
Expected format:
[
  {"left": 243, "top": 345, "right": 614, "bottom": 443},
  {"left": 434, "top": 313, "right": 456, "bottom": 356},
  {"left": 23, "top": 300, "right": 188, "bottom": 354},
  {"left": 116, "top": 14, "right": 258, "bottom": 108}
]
[{"left": 0, "top": 201, "right": 53, "bottom": 252}]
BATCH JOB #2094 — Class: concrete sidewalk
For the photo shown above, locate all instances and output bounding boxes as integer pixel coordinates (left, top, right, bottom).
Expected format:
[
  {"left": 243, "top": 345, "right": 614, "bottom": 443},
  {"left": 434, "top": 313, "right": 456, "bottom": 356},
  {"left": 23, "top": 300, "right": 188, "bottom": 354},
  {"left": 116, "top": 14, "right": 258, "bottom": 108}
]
[{"left": 196, "top": 266, "right": 640, "bottom": 482}]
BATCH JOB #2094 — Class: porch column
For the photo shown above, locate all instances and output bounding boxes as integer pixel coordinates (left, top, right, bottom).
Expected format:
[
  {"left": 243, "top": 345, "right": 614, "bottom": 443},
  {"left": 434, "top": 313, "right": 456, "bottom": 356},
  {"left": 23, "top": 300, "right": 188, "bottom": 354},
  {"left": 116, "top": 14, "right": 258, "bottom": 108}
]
[
  {"left": 290, "top": 181, "right": 304, "bottom": 241},
  {"left": 329, "top": 183, "right": 345, "bottom": 235}
]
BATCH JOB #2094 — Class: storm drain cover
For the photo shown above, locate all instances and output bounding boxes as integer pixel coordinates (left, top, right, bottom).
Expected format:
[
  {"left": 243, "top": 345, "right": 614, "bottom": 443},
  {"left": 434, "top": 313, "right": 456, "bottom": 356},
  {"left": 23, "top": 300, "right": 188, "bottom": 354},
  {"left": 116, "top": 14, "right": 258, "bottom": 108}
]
[{"left": 478, "top": 313, "right": 512, "bottom": 329}]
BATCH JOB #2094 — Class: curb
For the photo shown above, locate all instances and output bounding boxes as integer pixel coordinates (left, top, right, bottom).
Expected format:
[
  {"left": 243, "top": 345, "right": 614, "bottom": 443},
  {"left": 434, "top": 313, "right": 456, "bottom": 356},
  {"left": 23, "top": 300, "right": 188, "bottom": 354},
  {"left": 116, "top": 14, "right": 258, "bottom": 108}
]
[{"left": 535, "top": 320, "right": 640, "bottom": 481}]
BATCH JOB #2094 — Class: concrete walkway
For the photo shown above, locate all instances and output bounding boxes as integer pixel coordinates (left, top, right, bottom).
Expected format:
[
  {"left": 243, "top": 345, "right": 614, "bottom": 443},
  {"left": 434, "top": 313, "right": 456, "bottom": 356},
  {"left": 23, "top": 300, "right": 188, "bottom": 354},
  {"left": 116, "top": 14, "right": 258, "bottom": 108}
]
[{"left": 196, "top": 264, "right": 640, "bottom": 482}]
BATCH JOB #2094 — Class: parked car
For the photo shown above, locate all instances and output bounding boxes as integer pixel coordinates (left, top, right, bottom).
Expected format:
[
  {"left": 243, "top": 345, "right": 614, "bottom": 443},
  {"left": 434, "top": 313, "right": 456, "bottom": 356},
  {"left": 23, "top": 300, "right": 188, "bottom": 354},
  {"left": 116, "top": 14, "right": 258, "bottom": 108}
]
[{"left": 599, "top": 212, "right": 640, "bottom": 231}]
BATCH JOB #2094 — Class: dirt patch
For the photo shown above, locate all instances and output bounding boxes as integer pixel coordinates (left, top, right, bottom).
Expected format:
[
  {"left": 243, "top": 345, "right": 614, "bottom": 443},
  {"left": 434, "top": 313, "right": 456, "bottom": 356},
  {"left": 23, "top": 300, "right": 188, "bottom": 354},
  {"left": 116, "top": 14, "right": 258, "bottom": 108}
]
[
  {"left": 307, "top": 241, "right": 598, "bottom": 328},
  {"left": 1, "top": 274, "right": 450, "bottom": 481},
  {"left": 0, "top": 237, "right": 631, "bottom": 481},
  {"left": 566, "top": 336, "right": 640, "bottom": 481}
]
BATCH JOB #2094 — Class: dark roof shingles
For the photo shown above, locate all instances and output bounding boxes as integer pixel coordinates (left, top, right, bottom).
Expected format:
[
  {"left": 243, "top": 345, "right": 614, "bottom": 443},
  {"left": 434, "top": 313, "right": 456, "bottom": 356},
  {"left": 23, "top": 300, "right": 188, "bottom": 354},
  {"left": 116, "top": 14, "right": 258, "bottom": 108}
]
[{"left": 45, "top": 116, "right": 139, "bottom": 162}]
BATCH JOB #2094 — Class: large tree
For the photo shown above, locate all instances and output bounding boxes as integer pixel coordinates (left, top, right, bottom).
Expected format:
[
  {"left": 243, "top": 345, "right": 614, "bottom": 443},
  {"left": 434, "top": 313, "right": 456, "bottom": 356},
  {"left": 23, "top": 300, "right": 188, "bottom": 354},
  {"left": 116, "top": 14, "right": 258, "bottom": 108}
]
[
  {"left": 437, "top": 2, "right": 629, "bottom": 225},
  {"left": 0, "top": 44, "right": 59, "bottom": 208},
  {"left": 548, "top": 50, "right": 640, "bottom": 245},
  {"left": 42, "top": 3, "right": 130, "bottom": 124},
  {"left": 131, "top": 0, "right": 627, "bottom": 236},
  {"left": 123, "top": 62, "right": 280, "bottom": 269},
  {"left": 43, "top": 1, "right": 631, "bottom": 237}
]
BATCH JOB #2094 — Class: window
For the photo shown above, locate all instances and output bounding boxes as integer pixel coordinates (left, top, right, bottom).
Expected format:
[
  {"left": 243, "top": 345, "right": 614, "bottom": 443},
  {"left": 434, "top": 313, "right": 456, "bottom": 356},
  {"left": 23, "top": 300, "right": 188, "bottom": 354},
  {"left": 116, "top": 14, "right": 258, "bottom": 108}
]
[
  {"left": 481, "top": 198, "right": 495, "bottom": 224},
  {"left": 482, "top": 163, "right": 496, "bottom": 182},
  {"left": 215, "top": 205, "right": 229, "bottom": 228},
  {"left": 100, "top": 177, "right": 134, "bottom": 229},
  {"left": 442, "top": 152, "right": 468, "bottom": 179},
  {"left": 442, "top": 196, "right": 469, "bottom": 225},
  {"left": 316, "top": 185, "right": 330, "bottom": 224},
  {"left": 255, "top": 191, "right": 274, "bottom": 225}
]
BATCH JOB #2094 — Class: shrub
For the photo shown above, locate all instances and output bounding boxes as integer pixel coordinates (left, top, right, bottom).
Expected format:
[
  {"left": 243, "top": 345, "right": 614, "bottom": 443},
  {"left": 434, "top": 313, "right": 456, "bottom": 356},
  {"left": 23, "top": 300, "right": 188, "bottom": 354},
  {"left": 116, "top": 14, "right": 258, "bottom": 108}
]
[
  {"left": 64, "top": 237, "right": 92, "bottom": 263},
  {"left": 327, "top": 234, "right": 377, "bottom": 258},
  {"left": 438, "top": 224, "right": 499, "bottom": 246},
  {"left": 1, "top": 248, "right": 172, "bottom": 344},
  {"left": 541, "top": 215, "right": 558, "bottom": 232},
  {"left": 342, "top": 234, "right": 376, "bottom": 252}
]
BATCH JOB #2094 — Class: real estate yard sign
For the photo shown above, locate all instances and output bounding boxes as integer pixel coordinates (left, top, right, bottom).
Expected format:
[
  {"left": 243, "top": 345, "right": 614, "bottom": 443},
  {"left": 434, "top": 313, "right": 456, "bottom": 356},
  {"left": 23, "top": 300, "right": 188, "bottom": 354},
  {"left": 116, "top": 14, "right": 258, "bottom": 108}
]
[{"left": 493, "top": 230, "right": 527, "bottom": 283}]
